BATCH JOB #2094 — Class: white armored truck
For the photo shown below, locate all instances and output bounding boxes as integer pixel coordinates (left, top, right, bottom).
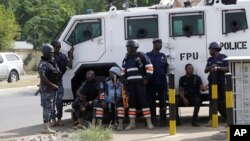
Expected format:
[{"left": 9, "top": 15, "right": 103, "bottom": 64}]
[{"left": 54, "top": 0, "right": 250, "bottom": 104}]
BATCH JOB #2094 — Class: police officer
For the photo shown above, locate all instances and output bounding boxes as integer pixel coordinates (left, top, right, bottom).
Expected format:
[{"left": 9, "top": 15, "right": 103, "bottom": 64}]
[
  {"left": 93, "top": 66, "right": 125, "bottom": 130},
  {"left": 146, "top": 38, "right": 168, "bottom": 127},
  {"left": 205, "top": 42, "right": 229, "bottom": 126},
  {"left": 72, "top": 70, "right": 100, "bottom": 128},
  {"left": 177, "top": 63, "right": 207, "bottom": 127},
  {"left": 38, "top": 44, "right": 60, "bottom": 134},
  {"left": 121, "top": 40, "right": 154, "bottom": 130},
  {"left": 50, "top": 40, "right": 73, "bottom": 126}
]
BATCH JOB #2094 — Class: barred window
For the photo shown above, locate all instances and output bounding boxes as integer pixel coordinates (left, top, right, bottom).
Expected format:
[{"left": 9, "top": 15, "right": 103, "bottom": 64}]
[
  {"left": 222, "top": 9, "right": 248, "bottom": 34},
  {"left": 170, "top": 12, "right": 205, "bottom": 37},
  {"left": 67, "top": 19, "right": 101, "bottom": 45},
  {"left": 125, "top": 15, "right": 158, "bottom": 39}
]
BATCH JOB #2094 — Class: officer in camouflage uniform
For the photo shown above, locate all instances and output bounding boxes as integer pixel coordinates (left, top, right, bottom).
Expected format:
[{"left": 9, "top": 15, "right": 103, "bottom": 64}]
[
  {"left": 50, "top": 40, "right": 73, "bottom": 126},
  {"left": 38, "top": 44, "right": 60, "bottom": 134}
]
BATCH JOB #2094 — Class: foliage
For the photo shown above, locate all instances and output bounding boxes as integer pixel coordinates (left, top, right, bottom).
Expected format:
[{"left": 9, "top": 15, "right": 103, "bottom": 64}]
[
  {"left": 16, "top": 0, "right": 76, "bottom": 49},
  {"left": 109, "top": 0, "right": 161, "bottom": 9},
  {"left": 0, "top": 4, "right": 19, "bottom": 51},
  {"left": 70, "top": 126, "right": 113, "bottom": 141},
  {"left": 0, "top": 0, "right": 161, "bottom": 50}
]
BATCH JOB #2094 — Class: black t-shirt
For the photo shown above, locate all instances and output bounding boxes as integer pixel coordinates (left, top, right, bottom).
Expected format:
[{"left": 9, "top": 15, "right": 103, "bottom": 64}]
[
  {"left": 179, "top": 74, "right": 202, "bottom": 97},
  {"left": 78, "top": 81, "right": 100, "bottom": 101}
]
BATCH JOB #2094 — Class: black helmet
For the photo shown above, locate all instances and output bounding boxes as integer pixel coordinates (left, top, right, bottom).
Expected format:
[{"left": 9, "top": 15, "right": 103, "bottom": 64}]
[
  {"left": 41, "top": 44, "right": 54, "bottom": 53},
  {"left": 152, "top": 38, "right": 162, "bottom": 43},
  {"left": 126, "top": 40, "right": 139, "bottom": 48},
  {"left": 51, "top": 40, "right": 61, "bottom": 48},
  {"left": 209, "top": 42, "right": 221, "bottom": 52}
]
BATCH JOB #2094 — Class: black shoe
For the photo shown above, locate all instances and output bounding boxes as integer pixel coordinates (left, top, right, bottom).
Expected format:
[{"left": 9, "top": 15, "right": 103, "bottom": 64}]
[{"left": 192, "top": 122, "right": 200, "bottom": 127}]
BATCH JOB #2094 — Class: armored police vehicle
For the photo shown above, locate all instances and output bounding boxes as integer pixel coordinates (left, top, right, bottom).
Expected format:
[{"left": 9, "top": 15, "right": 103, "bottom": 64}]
[{"left": 54, "top": 0, "right": 249, "bottom": 104}]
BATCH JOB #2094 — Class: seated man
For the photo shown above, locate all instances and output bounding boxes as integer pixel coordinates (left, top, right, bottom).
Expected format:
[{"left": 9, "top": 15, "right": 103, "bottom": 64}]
[
  {"left": 72, "top": 70, "right": 100, "bottom": 127},
  {"left": 176, "top": 63, "right": 208, "bottom": 127},
  {"left": 93, "top": 66, "right": 125, "bottom": 131}
]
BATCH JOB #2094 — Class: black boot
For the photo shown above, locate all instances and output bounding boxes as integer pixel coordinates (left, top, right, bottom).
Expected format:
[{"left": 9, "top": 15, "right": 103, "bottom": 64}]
[
  {"left": 151, "top": 116, "right": 158, "bottom": 126},
  {"left": 159, "top": 110, "right": 167, "bottom": 127},
  {"left": 191, "top": 115, "right": 199, "bottom": 127},
  {"left": 176, "top": 114, "right": 182, "bottom": 126}
]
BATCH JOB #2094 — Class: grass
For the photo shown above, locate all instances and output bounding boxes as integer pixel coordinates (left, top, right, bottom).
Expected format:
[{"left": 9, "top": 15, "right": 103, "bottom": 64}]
[
  {"left": 0, "top": 73, "right": 39, "bottom": 89},
  {"left": 70, "top": 126, "right": 114, "bottom": 141}
]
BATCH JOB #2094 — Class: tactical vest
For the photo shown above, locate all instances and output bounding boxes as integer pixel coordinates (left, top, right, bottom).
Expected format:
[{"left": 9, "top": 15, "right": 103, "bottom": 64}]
[{"left": 43, "top": 60, "right": 60, "bottom": 84}]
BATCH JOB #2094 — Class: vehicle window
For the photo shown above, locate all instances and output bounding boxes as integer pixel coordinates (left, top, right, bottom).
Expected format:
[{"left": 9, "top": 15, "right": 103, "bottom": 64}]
[
  {"left": 66, "top": 19, "right": 102, "bottom": 45},
  {"left": 125, "top": 15, "right": 158, "bottom": 39},
  {"left": 222, "top": 9, "right": 248, "bottom": 34},
  {"left": 0, "top": 55, "right": 3, "bottom": 63},
  {"left": 5, "top": 54, "right": 20, "bottom": 61},
  {"left": 170, "top": 12, "right": 205, "bottom": 37}
]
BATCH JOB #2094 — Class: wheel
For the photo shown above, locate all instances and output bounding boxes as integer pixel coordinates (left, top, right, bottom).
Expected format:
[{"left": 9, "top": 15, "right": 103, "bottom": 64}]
[{"left": 7, "top": 71, "right": 19, "bottom": 83}]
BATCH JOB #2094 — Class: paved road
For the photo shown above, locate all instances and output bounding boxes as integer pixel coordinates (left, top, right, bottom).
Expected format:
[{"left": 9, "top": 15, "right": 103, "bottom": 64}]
[
  {"left": 0, "top": 86, "right": 227, "bottom": 141},
  {"left": 0, "top": 86, "right": 72, "bottom": 139}
]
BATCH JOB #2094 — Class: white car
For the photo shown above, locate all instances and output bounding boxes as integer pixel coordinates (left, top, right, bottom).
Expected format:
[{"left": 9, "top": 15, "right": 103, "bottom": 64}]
[{"left": 0, "top": 52, "right": 25, "bottom": 83}]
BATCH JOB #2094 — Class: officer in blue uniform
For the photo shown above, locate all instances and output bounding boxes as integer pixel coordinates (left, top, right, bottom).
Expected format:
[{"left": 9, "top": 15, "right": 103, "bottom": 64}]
[
  {"left": 121, "top": 40, "right": 154, "bottom": 130},
  {"left": 93, "top": 66, "right": 125, "bottom": 130},
  {"left": 38, "top": 44, "right": 60, "bottom": 134},
  {"left": 50, "top": 40, "right": 73, "bottom": 126},
  {"left": 146, "top": 38, "right": 168, "bottom": 127},
  {"left": 205, "top": 42, "right": 229, "bottom": 125}
]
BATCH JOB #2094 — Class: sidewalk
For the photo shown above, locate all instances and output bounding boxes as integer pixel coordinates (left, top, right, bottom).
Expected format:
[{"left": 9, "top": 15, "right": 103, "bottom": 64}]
[
  {"left": 113, "top": 106, "right": 227, "bottom": 141},
  {"left": 113, "top": 124, "right": 226, "bottom": 141}
]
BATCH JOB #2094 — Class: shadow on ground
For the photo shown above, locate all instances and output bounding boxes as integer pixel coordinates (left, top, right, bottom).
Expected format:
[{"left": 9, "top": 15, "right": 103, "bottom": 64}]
[
  {"left": 0, "top": 116, "right": 226, "bottom": 141},
  {"left": 0, "top": 119, "right": 73, "bottom": 139}
]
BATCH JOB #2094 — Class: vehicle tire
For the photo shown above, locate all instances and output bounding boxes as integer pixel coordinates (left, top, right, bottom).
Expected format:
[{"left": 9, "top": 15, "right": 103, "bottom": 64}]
[{"left": 7, "top": 71, "right": 19, "bottom": 83}]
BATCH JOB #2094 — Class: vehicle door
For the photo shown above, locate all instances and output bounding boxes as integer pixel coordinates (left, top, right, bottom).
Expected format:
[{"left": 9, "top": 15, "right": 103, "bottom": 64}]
[
  {"left": 0, "top": 54, "right": 8, "bottom": 79},
  {"left": 168, "top": 11, "right": 208, "bottom": 87},
  {"left": 64, "top": 18, "right": 106, "bottom": 65}
]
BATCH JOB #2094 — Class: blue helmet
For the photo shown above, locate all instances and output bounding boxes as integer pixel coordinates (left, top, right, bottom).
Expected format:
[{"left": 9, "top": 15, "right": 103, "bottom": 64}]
[{"left": 109, "top": 66, "right": 121, "bottom": 76}]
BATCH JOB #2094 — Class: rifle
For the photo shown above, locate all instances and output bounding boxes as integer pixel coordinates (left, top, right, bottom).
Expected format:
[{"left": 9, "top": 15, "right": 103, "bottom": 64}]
[
  {"left": 34, "top": 89, "right": 40, "bottom": 96},
  {"left": 34, "top": 85, "right": 40, "bottom": 96}
]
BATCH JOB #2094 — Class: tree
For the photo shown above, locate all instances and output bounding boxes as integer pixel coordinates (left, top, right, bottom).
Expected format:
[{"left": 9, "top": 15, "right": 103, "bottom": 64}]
[
  {"left": 0, "top": 4, "right": 19, "bottom": 51},
  {"left": 16, "top": 0, "right": 76, "bottom": 49},
  {"left": 0, "top": 0, "right": 160, "bottom": 50}
]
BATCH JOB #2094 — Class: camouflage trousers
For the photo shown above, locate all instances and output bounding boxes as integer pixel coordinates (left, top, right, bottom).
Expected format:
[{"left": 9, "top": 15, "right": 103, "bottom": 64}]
[
  {"left": 40, "top": 86, "right": 56, "bottom": 123},
  {"left": 51, "top": 80, "right": 64, "bottom": 120}
]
